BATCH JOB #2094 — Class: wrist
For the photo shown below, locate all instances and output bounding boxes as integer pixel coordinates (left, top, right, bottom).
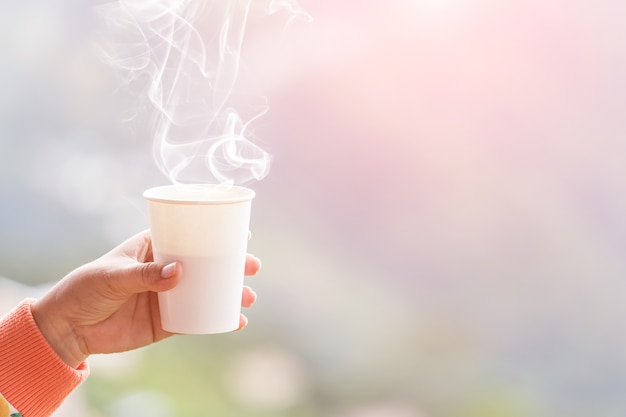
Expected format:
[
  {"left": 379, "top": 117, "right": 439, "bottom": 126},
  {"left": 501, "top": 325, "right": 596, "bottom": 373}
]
[{"left": 31, "top": 297, "right": 88, "bottom": 369}]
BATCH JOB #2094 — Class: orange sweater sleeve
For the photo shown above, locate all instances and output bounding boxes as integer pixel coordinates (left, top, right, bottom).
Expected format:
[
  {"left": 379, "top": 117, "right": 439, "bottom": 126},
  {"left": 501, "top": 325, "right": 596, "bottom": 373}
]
[{"left": 0, "top": 299, "right": 89, "bottom": 417}]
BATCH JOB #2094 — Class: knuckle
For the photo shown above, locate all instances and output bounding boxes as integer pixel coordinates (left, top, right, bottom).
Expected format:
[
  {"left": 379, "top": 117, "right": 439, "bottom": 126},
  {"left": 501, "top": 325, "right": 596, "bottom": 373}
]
[{"left": 137, "top": 262, "right": 156, "bottom": 286}]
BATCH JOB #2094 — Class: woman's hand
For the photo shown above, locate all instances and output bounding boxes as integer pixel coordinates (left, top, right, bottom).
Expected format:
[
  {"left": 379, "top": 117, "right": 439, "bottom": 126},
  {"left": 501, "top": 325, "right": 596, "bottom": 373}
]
[{"left": 31, "top": 230, "right": 261, "bottom": 369}]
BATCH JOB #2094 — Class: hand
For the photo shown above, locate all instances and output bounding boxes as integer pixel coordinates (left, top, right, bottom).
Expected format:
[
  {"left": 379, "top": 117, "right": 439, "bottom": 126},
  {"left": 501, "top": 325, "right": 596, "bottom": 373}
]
[{"left": 31, "top": 230, "right": 261, "bottom": 369}]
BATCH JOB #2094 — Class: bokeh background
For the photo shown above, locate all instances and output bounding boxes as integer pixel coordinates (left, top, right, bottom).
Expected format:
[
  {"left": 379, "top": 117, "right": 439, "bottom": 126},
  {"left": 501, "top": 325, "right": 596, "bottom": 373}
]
[{"left": 2, "top": 0, "right": 626, "bottom": 416}]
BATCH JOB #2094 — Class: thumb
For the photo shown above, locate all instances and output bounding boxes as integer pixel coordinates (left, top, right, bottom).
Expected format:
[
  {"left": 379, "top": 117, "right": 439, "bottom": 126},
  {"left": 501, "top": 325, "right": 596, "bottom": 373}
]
[{"left": 106, "top": 261, "right": 181, "bottom": 297}]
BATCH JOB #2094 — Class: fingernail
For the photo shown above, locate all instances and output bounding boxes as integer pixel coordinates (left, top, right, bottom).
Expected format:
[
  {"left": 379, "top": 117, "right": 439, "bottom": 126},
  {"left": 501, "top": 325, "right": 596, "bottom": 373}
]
[{"left": 161, "top": 262, "right": 178, "bottom": 279}]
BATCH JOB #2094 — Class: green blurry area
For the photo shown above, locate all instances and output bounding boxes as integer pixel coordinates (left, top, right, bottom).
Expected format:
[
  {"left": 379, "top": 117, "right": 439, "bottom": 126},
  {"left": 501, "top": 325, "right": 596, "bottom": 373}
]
[{"left": 83, "top": 329, "right": 531, "bottom": 417}]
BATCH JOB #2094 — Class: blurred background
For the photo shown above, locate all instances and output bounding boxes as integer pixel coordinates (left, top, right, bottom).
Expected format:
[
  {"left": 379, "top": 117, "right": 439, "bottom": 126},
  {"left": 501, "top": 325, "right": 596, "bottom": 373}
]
[{"left": 2, "top": 0, "right": 626, "bottom": 416}]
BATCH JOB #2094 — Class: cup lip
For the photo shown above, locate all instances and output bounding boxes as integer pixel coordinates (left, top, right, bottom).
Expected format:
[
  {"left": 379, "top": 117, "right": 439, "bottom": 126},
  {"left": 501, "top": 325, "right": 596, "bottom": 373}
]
[{"left": 143, "top": 184, "right": 255, "bottom": 205}]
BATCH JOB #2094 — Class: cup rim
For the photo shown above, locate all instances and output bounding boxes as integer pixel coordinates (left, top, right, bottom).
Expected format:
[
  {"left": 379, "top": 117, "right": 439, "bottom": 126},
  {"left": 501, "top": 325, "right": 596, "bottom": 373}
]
[{"left": 143, "top": 184, "right": 255, "bottom": 205}]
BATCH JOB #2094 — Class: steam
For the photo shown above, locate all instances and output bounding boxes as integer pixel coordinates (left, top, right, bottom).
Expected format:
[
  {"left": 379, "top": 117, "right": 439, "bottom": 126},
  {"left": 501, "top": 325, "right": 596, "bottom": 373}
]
[{"left": 94, "top": 0, "right": 310, "bottom": 185}]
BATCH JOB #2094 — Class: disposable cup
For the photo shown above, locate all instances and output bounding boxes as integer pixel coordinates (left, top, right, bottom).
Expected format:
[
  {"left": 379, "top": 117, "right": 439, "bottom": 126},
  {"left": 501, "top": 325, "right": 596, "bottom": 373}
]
[{"left": 143, "top": 184, "right": 255, "bottom": 334}]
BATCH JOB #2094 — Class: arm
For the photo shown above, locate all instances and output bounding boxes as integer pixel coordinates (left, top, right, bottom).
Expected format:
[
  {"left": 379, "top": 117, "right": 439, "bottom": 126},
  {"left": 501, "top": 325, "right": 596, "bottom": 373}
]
[{"left": 0, "top": 300, "right": 88, "bottom": 417}]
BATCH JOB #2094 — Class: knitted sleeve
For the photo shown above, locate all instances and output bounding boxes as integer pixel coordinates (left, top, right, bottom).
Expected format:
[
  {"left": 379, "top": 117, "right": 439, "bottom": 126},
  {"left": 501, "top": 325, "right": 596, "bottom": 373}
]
[{"left": 0, "top": 299, "right": 89, "bottom": 417}]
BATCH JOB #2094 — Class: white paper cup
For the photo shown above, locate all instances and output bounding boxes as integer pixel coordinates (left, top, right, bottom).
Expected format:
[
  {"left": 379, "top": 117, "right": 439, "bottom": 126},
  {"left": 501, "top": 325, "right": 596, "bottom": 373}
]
[{"left": 143, "top": 184, "right": 255, "bottom": 334}]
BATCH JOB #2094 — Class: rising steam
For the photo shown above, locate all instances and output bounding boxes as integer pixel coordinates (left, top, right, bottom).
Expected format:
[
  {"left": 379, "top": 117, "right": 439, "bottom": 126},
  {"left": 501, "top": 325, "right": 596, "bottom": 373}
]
[{"left": 94, "top": 0, "right": 310, "bottom": 185}]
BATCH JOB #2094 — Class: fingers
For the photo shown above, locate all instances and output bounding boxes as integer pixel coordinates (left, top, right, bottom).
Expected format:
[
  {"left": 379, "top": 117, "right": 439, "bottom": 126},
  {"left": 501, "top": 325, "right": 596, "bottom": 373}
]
[
  {"left": 238, "top": 314, "right": 249, "bottom": 330},
  {"left": 245, "top": 254, "right": 262, "bottom": 276},
  {"left": 112, "top": 229, "right": 154, "bottom": 263},
  {"left": 242, "top": 285, "right": 257, "bottom": 308},
  {"left": 103, "top": 261, "right": 182, "bottom": 298}
]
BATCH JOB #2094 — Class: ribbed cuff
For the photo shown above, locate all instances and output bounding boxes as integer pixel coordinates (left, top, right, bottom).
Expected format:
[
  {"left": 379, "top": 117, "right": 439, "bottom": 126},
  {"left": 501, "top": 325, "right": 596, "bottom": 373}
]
[{"left": 0, "top": 299, "right": 89, "bottom": 417}]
